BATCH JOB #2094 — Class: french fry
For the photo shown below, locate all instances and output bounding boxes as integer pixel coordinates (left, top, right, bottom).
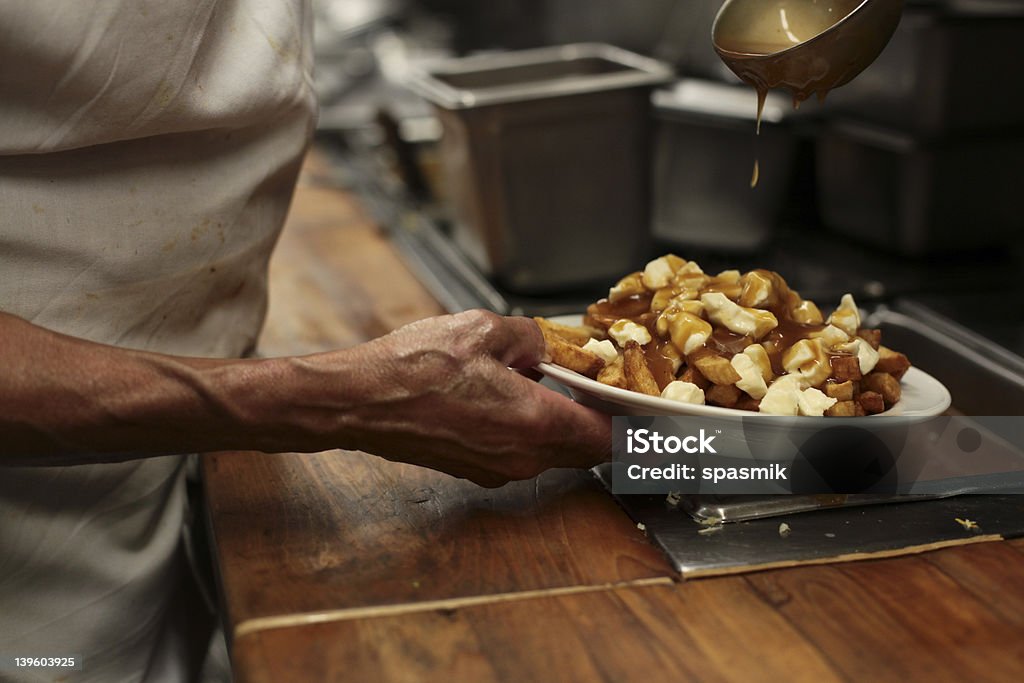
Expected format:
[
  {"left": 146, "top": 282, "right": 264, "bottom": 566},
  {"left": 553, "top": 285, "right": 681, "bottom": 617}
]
[
  {"left": 584, "top": 302, "right": 617, "bottom": 332},
  {"left": 862, "top": 372, "right": 902, "bottom": 407},
  {"left": 825, "top": 380, "right": 855, "bottom": 401},
  {"left": 539, "top": 326, "right": 605, "bottom": 379},
  {"left": 875, "top": 346, "right": 911, "bottom": 380},
  {"left": 534, "top": 317, "right": 605, "bottom": 346},
  {"left": 596, "top": 354, "right": 627, "bottom": 389},
  {"left": 856, "top": 328, "right": 882, "bottom": 350},
  {"left": 826, "top": 400, "right": 862, "bottom": 417},
  {"left": 678, "top": 364, "right": 710, "bottom": 390},
  {"left": 829, "top": 354, "right": 862, "bottom": 382},
  {"left": 692, "top": 354, "right": 741, "bottom": 386},
  {"left": 623, "top": 341, "right": 660, "bottom": 396},
  {"left": 857, "top": 390, "right": 886, "bottom": 415},
  {"left": 735, "top": 395, "right": 761, "bottom": 412},
  {"left": 706, "top": 383, "right": 741, "bottom": 408}
]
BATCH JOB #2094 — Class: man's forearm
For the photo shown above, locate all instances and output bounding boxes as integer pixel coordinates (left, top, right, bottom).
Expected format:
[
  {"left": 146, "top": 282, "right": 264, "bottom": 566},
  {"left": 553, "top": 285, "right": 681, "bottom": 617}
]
[
  {"left": 0, "top": 309, "right": 611, "bottom": 485},
  {"left": 0, "top": 311, "right": 300, "bottom": 464}
]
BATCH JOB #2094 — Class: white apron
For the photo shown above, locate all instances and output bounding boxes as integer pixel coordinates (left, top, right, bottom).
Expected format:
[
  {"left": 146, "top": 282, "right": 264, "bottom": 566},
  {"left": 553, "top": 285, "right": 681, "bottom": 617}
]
[{"left": 0, "top": 1, "right": 316, "bottom": 680}]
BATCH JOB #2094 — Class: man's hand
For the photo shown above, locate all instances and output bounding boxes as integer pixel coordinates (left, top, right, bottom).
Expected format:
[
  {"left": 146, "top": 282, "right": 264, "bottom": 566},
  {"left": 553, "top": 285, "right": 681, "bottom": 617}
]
[{"left": 269, "top": 310, "right": 611, "bottom": 487}]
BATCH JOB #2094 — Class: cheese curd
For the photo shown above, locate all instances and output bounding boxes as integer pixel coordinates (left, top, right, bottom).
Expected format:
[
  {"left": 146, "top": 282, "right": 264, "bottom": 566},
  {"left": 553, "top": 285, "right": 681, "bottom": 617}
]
[
  {"left": 673, "top": 261, "right": 707, "bottom": 290},
  {"left": 701, "top": 292, "right": 778, "bottom": 339},
  {"left": 730, "top": 353, "right": 768, "bottom": 399},
  {"left": 835, "top": 338, "right": 880, "bottom": 374},
  {"left": 608, "top": 273, "right": 645, "bottom": 303},
  {"left": 738, "top": 270, "right": 773, "bottom": 308},
  {"left": 642, "top": 256, "right": 675, "bottom": 290},
  {"left": 828, "top": 293, "right": 861, "bottom": 336},
  {"left": 790, "top": 298, "right": 824, "bottom": 325},
  {"left": 678, "top": 261, "right": 704, "bottom": 276},
  {"left": 813, "top": 324, "right": 850, "bottom": 349},
  {"left": 782, "top": 338, "right": 831, "bottom": 387},
  {"left": 798, "top": 387, "right": 838, "bottom": 416},
  {"left": 661, "top": 381, "right": 705, "bottom": 405},
  {"left": 743, "top": 344, "right": 773, "bottom": 382},
  {"left": 660, "top": 309, "right": 712, "bottom": 354},
  {"left": 608, "top": 319, "right": 652, "bottom": 347},
  {"left": 582, "top": 339, "right": 619, "bottom": 364},
  {"left": 651, "top": 286, "right": 701, "bottom": 314},
  {"left": 759, "top": 375, "right": 836, "bottom": 416},
  {"left": 758, "top": 374, "right": 805, "bottom": 415}
]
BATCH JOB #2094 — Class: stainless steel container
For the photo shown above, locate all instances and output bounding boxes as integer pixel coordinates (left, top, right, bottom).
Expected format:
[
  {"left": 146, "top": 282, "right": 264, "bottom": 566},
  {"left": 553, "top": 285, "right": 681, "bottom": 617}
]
[
  {"left": 407, "top": 44, "right": 672, "bottom": 293},
  {"left": 817, "top": 120, "right": 1024, "bottom": 254},
  {"left": 542, "top": 0, "right": 679, "bottom": 55},
  {"left": 822, "top": 5, "right": 1024, "bottom": 135},
  {"left": 651, "top": 79, "right": 797, "bottom": 251}
]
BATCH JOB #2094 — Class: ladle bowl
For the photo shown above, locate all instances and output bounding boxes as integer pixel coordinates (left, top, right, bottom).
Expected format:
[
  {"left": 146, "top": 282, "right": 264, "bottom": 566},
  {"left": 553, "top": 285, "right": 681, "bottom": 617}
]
[{"left": 712, "top": 0, "right": 904, "bottom": 104}]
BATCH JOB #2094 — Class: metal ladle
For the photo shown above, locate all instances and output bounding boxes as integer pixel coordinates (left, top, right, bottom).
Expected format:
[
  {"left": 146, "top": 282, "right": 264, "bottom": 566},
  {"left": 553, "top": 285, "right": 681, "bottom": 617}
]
[{"left": 712, "top": 0, "right": 904, "bottom": 107}]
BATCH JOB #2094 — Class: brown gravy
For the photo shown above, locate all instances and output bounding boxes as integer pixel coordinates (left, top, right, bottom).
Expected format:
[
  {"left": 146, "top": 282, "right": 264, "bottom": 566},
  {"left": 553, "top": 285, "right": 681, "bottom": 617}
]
[
  {"left": 714, "top": 1, "right": 859, "bottom": 58},
  {"left": 714, "top": 0, "right": 864, "bottom": 186},
  {"left": 587, "top": 267, "right": 852, "bottom": 388},
  {"left": 645, "top": 342, "right": 679, "bottom": 391},
  {"left": 586, "top": 293, "right": 653, "bottom": 328}
]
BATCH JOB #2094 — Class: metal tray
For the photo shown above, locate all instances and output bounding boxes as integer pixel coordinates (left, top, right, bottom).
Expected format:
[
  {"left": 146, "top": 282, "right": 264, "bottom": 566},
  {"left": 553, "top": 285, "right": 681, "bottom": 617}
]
[
  {"left": 406, "top": 44, "right": 672, "bottom": 293},
  {"left": 604, "top": 486, "right": 1024, "bottom": 577},
  {"left": 677, "top": 493, "right": 944, "bottom": 524},
  {"left": 610, "top": 302, "right": 1024, "bottom": 525}
]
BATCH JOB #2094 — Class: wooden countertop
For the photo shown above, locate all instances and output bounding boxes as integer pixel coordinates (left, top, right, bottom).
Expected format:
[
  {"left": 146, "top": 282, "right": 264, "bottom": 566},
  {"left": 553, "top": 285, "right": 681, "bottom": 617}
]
[{"left": 204, "top": 153, "right": 1024, "bottom": 682}]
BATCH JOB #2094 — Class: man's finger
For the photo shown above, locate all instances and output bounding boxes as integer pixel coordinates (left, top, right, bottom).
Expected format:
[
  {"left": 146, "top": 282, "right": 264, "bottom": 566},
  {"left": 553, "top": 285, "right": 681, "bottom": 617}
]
[
  {"left": 475, "top": 313, "right": 546, "bottom": 370},
  {"left": 523, "top": 379, "right": 613, "bottom": 469}
]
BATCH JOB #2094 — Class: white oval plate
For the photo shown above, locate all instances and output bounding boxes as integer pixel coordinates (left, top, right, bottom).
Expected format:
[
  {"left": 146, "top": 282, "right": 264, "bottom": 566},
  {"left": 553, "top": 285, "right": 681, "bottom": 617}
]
[{"left": 536, "top": 314, "right": 952, "bottom": 418}]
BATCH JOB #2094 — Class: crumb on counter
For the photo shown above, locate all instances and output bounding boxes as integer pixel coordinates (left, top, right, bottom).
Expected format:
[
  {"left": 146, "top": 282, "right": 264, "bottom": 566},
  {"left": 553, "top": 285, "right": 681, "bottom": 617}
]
[{"left": 955, "top": 517, "right": 980, "bottom": 532}]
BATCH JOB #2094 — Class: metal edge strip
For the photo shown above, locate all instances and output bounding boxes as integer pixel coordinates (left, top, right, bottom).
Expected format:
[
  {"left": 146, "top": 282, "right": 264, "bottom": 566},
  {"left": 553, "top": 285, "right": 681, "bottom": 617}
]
[
  {"left": 232, "top": 576, "right": 675, "bottom": 640},
  {"left": 677, "top": 533, "right": 1004, "bottom": 577},
  {"left": 407, "top": 43, "right": 673, "bottom": 109}
]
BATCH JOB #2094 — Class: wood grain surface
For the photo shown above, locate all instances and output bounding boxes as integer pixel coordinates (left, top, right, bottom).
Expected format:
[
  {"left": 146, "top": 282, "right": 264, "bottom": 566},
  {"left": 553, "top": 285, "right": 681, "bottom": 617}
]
[
  {"left": 231, "top": 541, "right": 1024, "bottom": 683},
  {"left": 204, "top": 150, "right": 1024, "bottom": 682},
  {"left": 206, "top": 451, "right": 673, "bottom": 628},
  {"left": 232, "top": 584, "right": 842, "bottom": 683}
]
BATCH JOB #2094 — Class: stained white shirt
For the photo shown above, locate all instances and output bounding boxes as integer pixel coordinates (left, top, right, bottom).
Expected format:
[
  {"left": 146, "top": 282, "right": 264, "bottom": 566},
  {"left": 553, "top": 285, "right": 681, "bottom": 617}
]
[{"left": 0, "top": 1, "right": 316, "bottom": 681}]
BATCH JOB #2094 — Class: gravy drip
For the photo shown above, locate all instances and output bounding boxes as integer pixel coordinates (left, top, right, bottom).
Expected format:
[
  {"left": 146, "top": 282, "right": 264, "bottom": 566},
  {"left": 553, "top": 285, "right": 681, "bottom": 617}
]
[{"left": 716, "top": 0, "right": 864, "bottom": 186}]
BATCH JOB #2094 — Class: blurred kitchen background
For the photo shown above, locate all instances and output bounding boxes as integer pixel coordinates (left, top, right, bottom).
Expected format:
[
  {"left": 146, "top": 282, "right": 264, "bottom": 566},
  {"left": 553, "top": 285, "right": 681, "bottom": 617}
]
[{"left": 310, "top": 0, "right": 1024, "bottom": 357}]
